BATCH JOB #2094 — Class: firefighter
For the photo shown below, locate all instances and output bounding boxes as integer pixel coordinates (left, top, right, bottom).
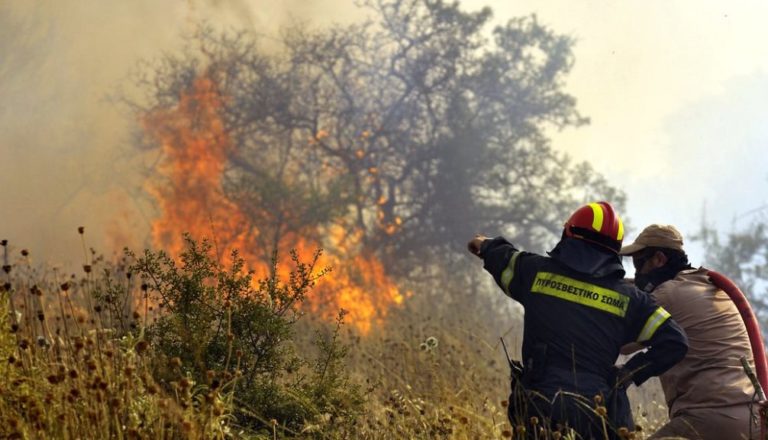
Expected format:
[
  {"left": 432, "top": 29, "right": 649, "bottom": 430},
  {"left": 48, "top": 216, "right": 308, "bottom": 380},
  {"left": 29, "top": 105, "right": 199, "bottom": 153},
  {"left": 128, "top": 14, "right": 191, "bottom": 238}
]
[
  {"left": 620, "top": 224, "right": 759, "bottom": 439},
  {"left": 468, "top": 202, "right": 688, "bottom": 439}
]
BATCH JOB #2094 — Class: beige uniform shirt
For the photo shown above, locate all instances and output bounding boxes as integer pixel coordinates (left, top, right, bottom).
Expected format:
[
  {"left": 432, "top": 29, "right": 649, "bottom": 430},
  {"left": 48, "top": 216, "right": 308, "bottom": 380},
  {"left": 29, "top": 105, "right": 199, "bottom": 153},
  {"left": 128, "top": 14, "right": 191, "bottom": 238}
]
[{"left": 652, "top": 268, "right": 756, "bottom": 416}]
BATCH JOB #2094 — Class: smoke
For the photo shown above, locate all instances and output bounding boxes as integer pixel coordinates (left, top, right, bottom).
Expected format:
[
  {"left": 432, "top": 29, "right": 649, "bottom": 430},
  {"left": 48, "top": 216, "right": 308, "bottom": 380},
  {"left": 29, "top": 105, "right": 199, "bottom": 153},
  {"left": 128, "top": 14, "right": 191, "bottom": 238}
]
[{"left": 0, "top": 0, "right": 363, "bottom": 266}]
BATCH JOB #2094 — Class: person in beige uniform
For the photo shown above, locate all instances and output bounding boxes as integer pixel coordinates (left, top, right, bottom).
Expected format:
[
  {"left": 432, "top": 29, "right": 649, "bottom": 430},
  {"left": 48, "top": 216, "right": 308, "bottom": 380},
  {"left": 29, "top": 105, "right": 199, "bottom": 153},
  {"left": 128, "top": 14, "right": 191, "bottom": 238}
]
[{"left": 620, "top": 224, "right": 759, "bottom": 440}]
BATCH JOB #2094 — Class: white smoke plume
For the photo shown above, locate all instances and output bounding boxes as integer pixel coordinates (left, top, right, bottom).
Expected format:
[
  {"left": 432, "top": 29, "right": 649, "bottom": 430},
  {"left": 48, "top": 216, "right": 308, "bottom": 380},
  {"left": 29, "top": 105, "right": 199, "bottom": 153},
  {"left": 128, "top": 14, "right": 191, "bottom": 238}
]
[{"left": 0, "top": 0, "right": 363, "bottom": 266}]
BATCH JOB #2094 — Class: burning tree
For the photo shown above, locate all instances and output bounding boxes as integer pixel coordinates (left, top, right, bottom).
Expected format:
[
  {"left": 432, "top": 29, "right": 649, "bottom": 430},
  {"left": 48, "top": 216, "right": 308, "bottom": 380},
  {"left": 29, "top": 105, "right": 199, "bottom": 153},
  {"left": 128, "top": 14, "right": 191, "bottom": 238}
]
[{"left": 133, "top": 0, "right": 625, "bottom": 330}]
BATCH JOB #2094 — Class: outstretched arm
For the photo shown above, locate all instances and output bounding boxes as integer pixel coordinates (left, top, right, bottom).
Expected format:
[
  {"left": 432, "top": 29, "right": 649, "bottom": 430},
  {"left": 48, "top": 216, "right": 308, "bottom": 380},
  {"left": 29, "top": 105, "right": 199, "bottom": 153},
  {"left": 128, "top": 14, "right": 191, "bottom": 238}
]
[{"left": 468, "top": 235, "right": 531, "bottom": 301}]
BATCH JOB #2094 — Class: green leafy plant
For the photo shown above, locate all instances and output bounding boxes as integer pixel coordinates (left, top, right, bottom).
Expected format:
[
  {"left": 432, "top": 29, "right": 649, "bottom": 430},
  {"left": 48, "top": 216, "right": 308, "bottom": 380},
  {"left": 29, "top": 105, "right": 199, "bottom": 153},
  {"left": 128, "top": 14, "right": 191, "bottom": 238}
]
[{"left": 131, "top": 234, "right": 363, "bottom": 436}]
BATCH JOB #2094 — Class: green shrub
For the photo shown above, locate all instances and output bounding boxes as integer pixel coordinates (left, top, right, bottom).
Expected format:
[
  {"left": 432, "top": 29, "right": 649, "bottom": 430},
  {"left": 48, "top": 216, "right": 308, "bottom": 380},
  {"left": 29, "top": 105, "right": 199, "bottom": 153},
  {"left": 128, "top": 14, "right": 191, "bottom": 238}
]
[{"left": 130, "top": 234, "right": 363, "bottom": 436}]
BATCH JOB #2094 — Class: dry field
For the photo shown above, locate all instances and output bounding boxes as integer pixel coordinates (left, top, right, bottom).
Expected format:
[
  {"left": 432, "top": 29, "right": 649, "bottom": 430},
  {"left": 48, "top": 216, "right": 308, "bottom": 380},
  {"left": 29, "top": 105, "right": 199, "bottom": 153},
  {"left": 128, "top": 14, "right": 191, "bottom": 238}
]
[{"left": 0, "top": 236, "right": 670, "bottom": 439}]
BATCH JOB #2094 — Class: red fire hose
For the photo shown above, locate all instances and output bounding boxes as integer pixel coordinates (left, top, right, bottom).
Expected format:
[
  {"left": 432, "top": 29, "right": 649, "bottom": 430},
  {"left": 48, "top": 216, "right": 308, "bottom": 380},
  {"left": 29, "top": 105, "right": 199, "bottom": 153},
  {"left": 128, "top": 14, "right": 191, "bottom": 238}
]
[{"left": 708, "top": 270, "right": 768, "bottom": 438}]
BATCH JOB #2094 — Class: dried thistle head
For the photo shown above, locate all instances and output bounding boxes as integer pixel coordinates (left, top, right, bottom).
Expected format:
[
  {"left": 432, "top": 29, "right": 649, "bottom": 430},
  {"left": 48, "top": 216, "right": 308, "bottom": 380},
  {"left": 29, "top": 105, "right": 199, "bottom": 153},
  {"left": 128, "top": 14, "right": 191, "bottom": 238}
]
[{"left": 135, "top": 340, "right": 148, "bottom": 355}]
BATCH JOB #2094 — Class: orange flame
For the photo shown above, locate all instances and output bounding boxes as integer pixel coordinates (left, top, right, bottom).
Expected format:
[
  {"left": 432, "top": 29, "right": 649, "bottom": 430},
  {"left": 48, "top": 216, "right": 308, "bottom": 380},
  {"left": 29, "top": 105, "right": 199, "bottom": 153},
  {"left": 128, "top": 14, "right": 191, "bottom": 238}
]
[{"left": 141, "top": 75, "right": 405, "bottom": 333}]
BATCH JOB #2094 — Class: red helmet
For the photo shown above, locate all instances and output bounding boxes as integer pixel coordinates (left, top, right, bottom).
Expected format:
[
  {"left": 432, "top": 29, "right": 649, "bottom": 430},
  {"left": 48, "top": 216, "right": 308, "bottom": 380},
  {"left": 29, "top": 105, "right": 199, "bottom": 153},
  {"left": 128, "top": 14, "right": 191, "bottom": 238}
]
[{"left": 563, "top": 201, "right": 625, "bottom": 253}]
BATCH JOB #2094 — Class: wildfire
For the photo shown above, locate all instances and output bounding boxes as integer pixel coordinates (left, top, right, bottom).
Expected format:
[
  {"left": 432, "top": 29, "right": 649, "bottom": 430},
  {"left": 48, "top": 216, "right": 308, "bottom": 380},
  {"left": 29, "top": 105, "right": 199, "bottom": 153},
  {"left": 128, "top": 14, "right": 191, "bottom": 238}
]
[{"left": 141, "top": 75, "right": 405, "bottom": 333}]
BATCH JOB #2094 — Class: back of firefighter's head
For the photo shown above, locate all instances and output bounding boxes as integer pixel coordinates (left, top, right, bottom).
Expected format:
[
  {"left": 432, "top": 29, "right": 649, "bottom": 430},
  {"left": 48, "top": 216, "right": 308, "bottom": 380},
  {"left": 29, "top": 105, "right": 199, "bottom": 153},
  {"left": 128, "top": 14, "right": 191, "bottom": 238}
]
[
  {"left": 619, "top": 224, "right": 688, "bottom": 275},
  {"left": 563, "top": 201, "right": 624, "bottom": 253}
]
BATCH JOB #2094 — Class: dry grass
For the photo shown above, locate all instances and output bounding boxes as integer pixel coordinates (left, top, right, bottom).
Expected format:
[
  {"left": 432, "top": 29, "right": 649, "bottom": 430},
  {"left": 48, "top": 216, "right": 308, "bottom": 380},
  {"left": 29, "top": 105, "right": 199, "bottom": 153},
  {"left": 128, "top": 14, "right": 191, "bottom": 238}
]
[
  {"left": 0, "top": 239, "right": 671, "bottom": 439},
  {"left": 0, "top": 243, "right": 236, "bottom": 439},
  {"left": 300, "top": 279, "right": 672, "bottom": 439}
]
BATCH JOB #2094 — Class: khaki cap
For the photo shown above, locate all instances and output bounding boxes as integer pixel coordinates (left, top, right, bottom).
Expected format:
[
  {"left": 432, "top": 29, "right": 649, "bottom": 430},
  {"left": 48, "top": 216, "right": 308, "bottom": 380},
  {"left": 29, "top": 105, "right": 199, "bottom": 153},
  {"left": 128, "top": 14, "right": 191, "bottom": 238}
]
[{"left": 619, "top": 224, "right": 684, "bottom": 255}]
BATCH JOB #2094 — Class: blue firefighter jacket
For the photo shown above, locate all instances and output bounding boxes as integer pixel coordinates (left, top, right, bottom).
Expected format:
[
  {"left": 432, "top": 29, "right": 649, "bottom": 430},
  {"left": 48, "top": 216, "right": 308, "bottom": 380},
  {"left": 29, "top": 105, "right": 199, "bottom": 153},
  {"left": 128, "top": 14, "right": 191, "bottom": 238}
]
[{"left": 480, "top": 236, "right": 688, "bottom": 390}]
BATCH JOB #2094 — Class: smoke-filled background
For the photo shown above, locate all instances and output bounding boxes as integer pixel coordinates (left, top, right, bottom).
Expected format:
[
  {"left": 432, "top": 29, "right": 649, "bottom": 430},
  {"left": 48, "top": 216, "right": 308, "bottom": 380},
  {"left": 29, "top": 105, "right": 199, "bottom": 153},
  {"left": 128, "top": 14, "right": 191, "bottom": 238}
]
[
  {"left": 0, "top": 1, "right": 365, "bottom": 263},
  {"left": 3, "top": 2, "right": 768, "bottom": 437},
  {"left": 3, "top": 0, "right": 767, "bottom": 268}
]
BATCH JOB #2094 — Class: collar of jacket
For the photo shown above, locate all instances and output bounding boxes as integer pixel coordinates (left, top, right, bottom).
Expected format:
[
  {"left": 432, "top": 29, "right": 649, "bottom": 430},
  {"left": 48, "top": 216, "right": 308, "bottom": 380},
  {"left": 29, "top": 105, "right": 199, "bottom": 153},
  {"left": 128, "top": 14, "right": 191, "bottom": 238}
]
[
  {"left": 635, "top": 259, "right": 694, "bottom": 292},
  {"left": 547, "top": 237, "right": 626, "bottom": 278}
]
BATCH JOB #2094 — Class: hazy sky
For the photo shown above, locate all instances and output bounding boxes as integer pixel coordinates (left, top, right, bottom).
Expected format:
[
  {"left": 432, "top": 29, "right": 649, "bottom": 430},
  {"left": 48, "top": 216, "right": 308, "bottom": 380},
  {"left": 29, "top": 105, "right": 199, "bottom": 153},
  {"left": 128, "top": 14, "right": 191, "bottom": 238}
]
[
  {"left": 2, "top": 0, "right": 767, "bottom": 269},
  {"left": 475, "top": 0, "right": 768, "bottom": 265}
]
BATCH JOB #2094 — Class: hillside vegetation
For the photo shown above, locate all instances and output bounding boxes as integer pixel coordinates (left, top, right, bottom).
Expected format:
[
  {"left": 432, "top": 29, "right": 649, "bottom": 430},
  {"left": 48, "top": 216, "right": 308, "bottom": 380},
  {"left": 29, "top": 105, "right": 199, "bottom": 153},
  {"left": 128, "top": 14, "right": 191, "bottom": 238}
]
[{"left": 0, "top": 234, "right": 668, "bottom": 439}]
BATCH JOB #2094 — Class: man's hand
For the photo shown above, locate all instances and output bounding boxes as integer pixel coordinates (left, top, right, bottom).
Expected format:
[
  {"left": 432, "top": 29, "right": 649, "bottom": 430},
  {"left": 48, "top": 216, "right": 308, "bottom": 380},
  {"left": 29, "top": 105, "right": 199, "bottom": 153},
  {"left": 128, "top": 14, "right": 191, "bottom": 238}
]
[
  {"left": 620, "top": 342, "right": 643, "bottom": 356},
  {"left": 467, "top": 234, "right": 489, "bottom": 258}
]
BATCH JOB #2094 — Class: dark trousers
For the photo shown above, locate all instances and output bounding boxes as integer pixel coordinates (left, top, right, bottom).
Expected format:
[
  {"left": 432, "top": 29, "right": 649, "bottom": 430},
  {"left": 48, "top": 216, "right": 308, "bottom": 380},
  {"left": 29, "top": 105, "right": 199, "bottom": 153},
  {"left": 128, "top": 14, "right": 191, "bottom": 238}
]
[{"left": 507, "top": 369, "right": 633, "bottom": 439}]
